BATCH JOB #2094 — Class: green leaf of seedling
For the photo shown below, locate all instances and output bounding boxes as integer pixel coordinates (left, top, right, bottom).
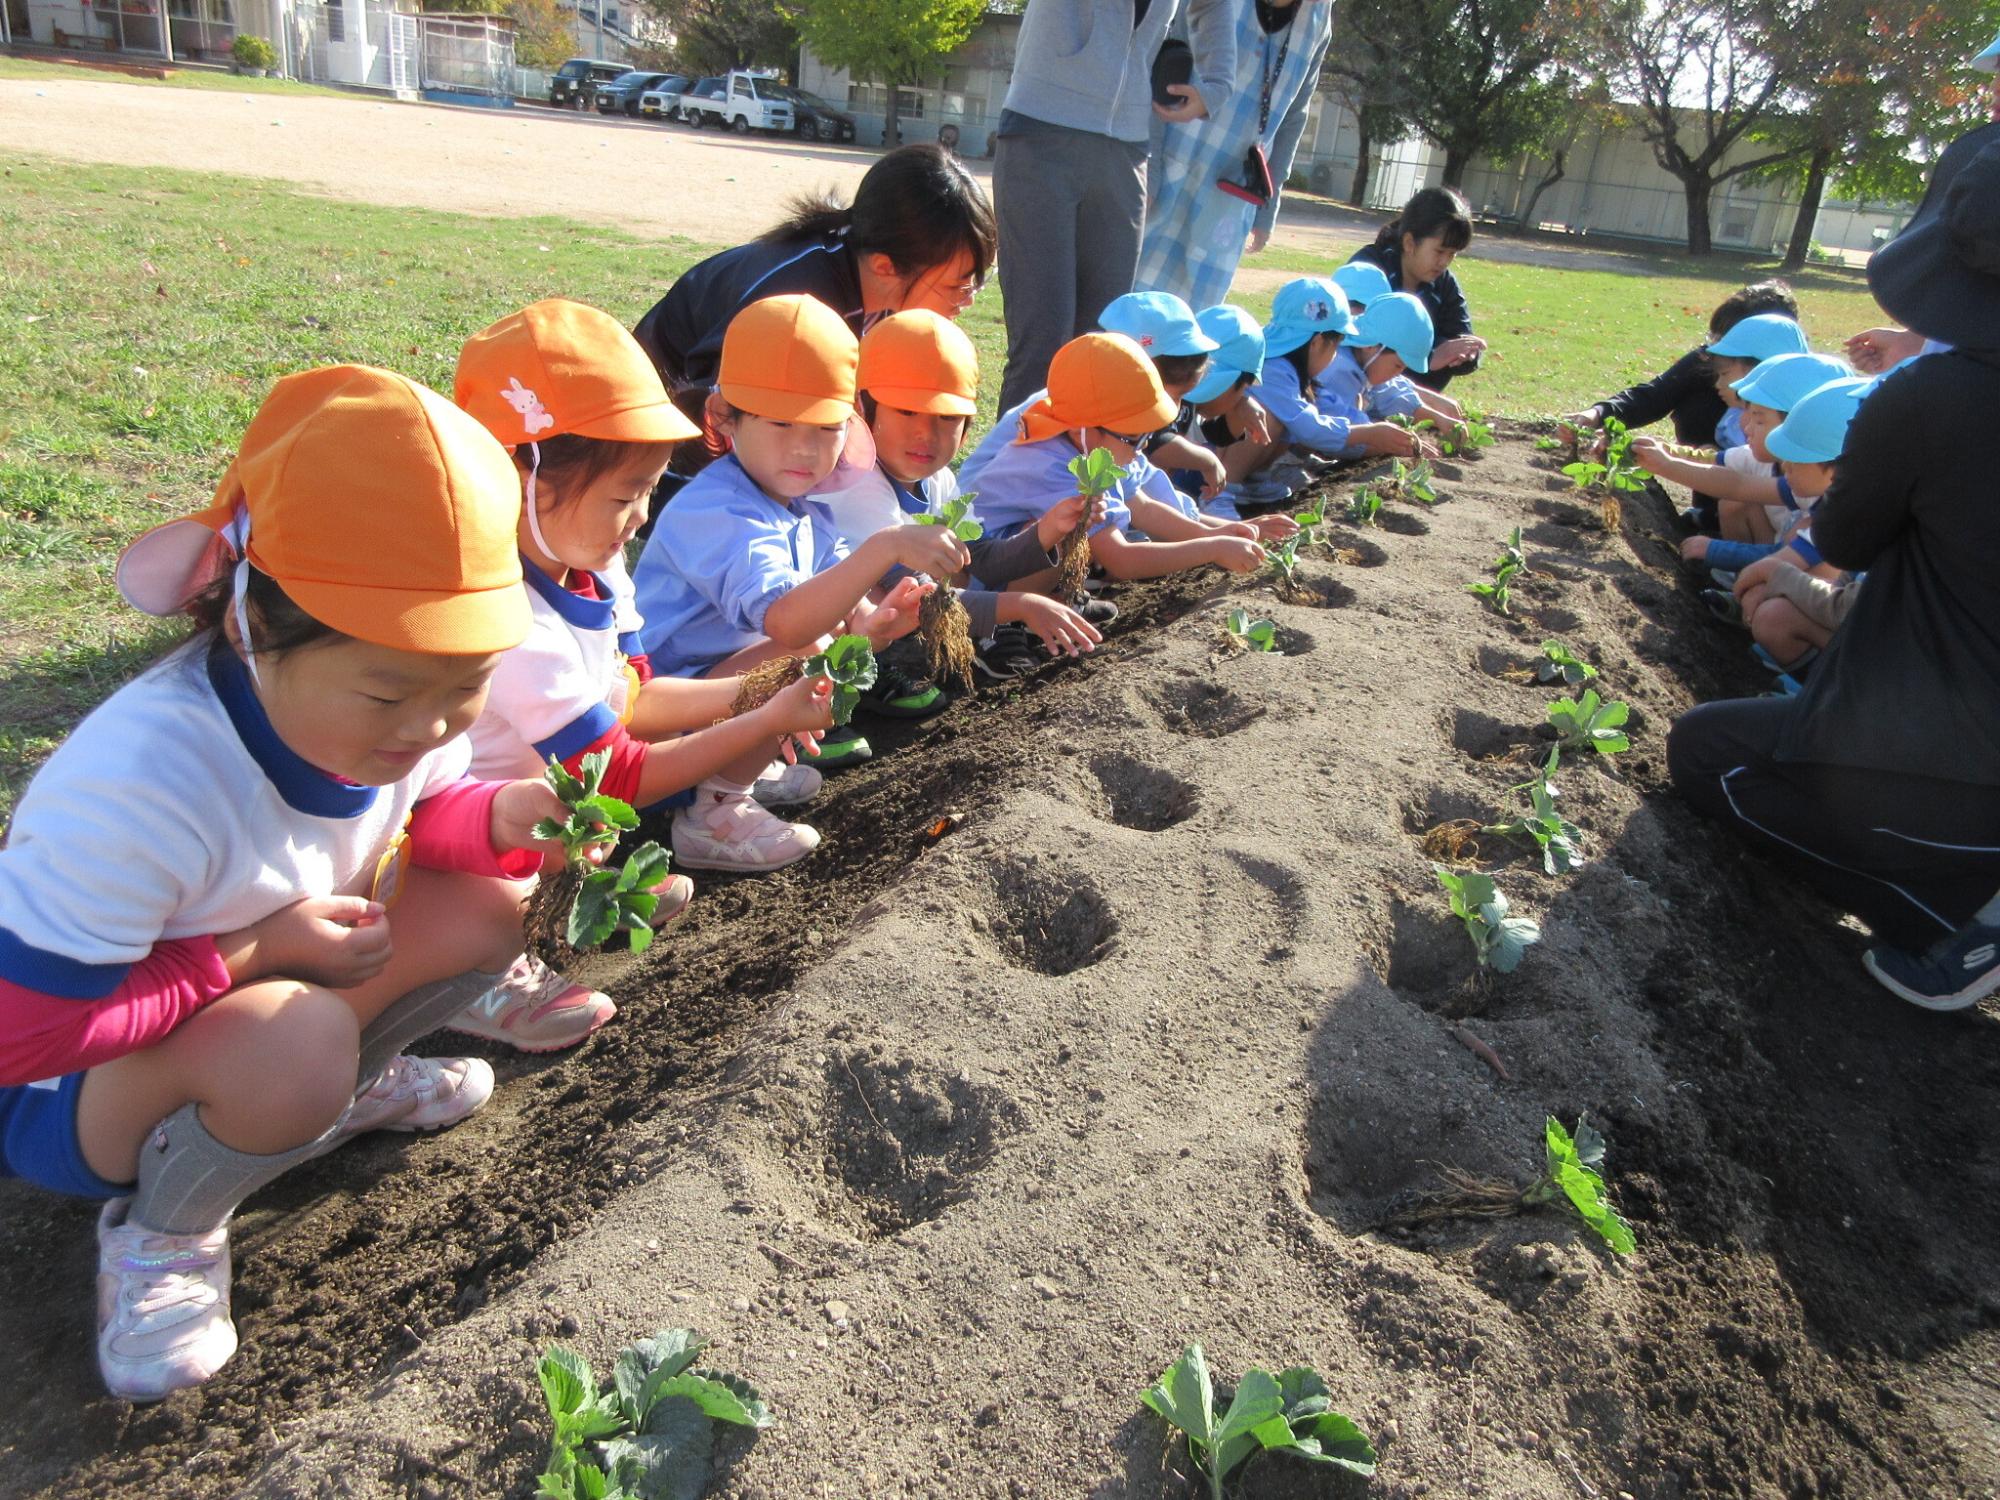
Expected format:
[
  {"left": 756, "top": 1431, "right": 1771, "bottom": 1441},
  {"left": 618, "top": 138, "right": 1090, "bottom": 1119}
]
[
  {"left": 621, "top": 841, "right": 672, "bottom": 894},
  {"left": 1247, "top": 621, "right": 1277, "bottom": 652},
  {"left": 1535, "top": 435, "right": 1561, "bottom": 450},
  {"left": 952, "top": 520, "right": 983, "bottom": 541},
  {"left": 1208, "top": 1369, "right": 1288, "bottom": 1479},
  {"left": 1286, "top": 1411, "right": 1380, "bottom": 1473},
  {"left": 533, "top": 817, "right": 569, "bottom": 843},
  {"left": 1067, "top": 446, "right": 1128, "bottom": 498},
  {"left": 601, "top": 1398, "right": 716, "bottom": 1500},
  {"left": 546, "top": 758, "right": 586, "bottom": 805},
  {"left": 1140, "top": 1343, "right": 1215, "bottom": 1452},
  {"left": 646, "top": 1369, "right": 772, "bottom": 1429},
  {"left": 1572, "top": 1119, "right": 1609, "bottom": 1172},
  {"left": 540, "top": 1347, "right": 595, "bottom": 1420},
  {"left": 577, "top": 794, "right": 641, "bottom": 832},
  {"left": 1488, "top": 914, "right": 1542, "bottom": 973},
  {"left": 577, "top": 749, "right": 610, "bottom": 797},
  {"left": 568, "top": 881, "right": 620, "bottom": 950},
  {"left": 1546, "top": 1117, "right": 1636, "bottom": 1254}
]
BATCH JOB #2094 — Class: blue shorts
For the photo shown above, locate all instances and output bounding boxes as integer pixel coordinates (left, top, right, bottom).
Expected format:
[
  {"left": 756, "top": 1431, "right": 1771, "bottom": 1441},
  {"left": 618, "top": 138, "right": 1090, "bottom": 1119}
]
[{"left": 0, "top": 1072, "right": 131, "bottom": 1200}]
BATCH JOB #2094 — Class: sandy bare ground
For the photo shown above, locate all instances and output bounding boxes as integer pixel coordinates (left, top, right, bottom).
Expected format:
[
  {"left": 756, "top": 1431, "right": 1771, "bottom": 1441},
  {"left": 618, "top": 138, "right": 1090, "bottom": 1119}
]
[{"left": 1, "top": 75, "right": 1667, "bottom": 274}]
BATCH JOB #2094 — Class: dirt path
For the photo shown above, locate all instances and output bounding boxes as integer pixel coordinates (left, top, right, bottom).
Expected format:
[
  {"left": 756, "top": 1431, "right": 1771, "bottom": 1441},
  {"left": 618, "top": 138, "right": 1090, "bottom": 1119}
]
[{"left": 3, "top": 432, "right": 1995, "bottom": 1500}]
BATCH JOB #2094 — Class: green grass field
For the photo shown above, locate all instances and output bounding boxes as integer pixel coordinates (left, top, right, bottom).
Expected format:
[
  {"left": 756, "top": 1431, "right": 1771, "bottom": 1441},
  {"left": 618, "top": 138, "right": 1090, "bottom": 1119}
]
[{"left": 0, "top": 151, "right": 1882, "bottom": 809}]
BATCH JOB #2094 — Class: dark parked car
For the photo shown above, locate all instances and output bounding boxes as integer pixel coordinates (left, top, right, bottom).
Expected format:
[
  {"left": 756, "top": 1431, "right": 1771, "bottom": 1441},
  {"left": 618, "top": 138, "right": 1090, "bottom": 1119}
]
[
  {"left": 769, "top": 83, "right": 857, "bottom": 143},
  {"left": 595, "top": 70, "right": 671, "bottom": 117},
  {"left": 679, "top": 76, "right": 725, "bottom": 126},
  {"left": 549, "top": 58, "right": 624, "bottom": 110}
]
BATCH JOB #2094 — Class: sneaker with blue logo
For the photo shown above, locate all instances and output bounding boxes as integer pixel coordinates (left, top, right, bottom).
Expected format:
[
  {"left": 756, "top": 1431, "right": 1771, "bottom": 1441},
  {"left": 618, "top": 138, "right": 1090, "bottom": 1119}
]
[{"left": 1862, "top": 920, "right": 2000, "bottom": 1011}]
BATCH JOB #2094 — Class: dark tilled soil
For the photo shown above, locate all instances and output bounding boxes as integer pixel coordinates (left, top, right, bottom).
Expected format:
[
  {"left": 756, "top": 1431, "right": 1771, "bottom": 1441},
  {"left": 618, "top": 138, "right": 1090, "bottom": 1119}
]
[{"left": 3, "top": 429, "right": 1997, "bottom": 1500}]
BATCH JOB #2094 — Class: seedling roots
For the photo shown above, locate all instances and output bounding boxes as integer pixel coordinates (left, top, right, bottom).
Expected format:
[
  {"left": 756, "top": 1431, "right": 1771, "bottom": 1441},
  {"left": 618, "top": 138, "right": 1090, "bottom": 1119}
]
[
  {"left": 731, "top": 655, "right": 803, "bottom": 715},
  {"left": 1420, "top": 819, "right": 1486, "bottom": 862},
  {"left": 1406, "top": 1165, "right": 1529, "bottom": 1221},
  {"left": 1599, "top": 495, "right": 1623, "bottom": 533},
  {"left": 524, "top": 862, "right": 586, "bottom": 972},
  {"left": 919, "top": 587, "right": 976, "bottom": 691},
  {"left": 1055, "top": 524, "right": 1093, "bottom": 600}
]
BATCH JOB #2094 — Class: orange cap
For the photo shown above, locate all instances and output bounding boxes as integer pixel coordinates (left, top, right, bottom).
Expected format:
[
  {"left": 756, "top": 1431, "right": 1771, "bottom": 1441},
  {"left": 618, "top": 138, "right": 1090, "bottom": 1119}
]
[
  {"left": 718, "top": 294, "right": 858, "bottom": 424},
  {"left": 455, "top": 298, "right": 699, "bottom": 448},
  {"left": 857, "top": 310, "right": 978, "bottom": 417},
  {"left": 115, "top": 365, "right": 531, "bottom": 655},
  {"left": 1019, "top": 332, "right": 1175, "bottom": 443}
]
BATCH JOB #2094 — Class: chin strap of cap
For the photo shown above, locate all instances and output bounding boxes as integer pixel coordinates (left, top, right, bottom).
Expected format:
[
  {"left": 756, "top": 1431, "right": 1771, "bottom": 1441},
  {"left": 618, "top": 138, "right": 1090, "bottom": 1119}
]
[
  {"left": 222, "top": 504, "right": 261, "bottom": 688},
  {"left": 523, "top": 440, "right": 562, "bottom": 570}
]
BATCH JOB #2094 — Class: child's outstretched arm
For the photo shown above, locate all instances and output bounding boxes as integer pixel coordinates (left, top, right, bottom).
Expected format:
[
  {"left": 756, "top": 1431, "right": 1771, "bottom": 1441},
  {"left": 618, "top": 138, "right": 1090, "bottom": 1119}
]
[
  {"left": 1148, "top": 434, "right": 1226, "bottom": 498},
  {"left": 1629, "top": 438, "right": 1779, "bottom": 505},
  {"left": 761, "top": 525, "right": 968, "bottom": 650},
  {"left": 1127, "top": 492, "right": 1257, "bottom": 544},
  {"left": 1092, "top": 528, "right": 1264, "bottom": 580}
]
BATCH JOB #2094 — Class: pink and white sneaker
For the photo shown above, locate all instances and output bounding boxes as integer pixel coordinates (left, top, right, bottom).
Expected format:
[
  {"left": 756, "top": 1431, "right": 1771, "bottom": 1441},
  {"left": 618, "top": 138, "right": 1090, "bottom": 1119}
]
[
  {"left": 672, "top": 783, "right": 820, "bottom": 872},
  {"left": 446, "top": 956, "right": 616, "bottom": 1054},
  {"left": 332, "top": 1054, "right": 495, "bottom": 1145},
  {"left": 96, "top": 1197, "right": 237, "bottom": 1401}
]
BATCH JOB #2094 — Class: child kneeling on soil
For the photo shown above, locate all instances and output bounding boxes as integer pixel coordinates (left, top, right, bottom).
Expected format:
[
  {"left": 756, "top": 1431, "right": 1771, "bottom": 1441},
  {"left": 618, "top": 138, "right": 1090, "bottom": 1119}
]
[
  {"left": 968, "top": 332, "right": 1268, "bottom": 595},
  {"left": 1327, "top": 265, "right": 1463, "bottom": 429},
  {"left": 1724, "top": 377, "right": 1872, "bottom": 675},
  {"left": 452, "top": 300, "right": 835, "bottom": 1040},
  {"left": 1316, "top": 291, "right": 1462, "bottom": 455},
  {"left": 1098, "top": 293, "right": 1298, "bottom": 546},
  {"left": 0, "top": 366, "right": 582, "bottom": 1400},
  {"left": 1632, "top": 351, "right": 1852, "bottom": 576},
  {"left": 1250, "top": 278, "right": 1434, "bottom": 465},
  {"left": 630, "top": 294, "right": 969, "bottom": 851},
  {"left": 812, "top": 310, "right": 1106, "bottom": 681}
]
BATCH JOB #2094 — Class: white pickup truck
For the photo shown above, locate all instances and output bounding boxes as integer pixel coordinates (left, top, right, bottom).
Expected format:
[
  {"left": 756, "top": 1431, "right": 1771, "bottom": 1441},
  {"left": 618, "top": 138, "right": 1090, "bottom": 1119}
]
[{"left": 688, "top": 70, "right": 796, "bottom": 134}]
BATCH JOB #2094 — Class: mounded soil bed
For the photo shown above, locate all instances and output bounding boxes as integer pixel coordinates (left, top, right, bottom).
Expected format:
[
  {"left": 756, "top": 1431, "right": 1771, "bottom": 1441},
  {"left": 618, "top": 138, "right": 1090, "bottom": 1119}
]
[{"left": 4, "top": 429, "right": 1998, "bottom": 1499}]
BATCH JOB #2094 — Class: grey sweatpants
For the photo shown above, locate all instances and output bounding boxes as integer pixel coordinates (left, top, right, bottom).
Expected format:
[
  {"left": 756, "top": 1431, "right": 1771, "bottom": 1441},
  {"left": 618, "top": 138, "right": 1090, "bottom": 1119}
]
[{"left": 993, "top": 124, "right": 1148, "bottom": 414}]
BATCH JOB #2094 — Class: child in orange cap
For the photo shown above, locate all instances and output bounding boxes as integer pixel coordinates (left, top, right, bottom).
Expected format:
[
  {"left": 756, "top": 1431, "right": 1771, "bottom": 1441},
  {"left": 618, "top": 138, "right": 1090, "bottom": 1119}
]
[
  {"left": 0, "top": 366, "right": 584, "bottom": 1401},
  {"left": 454, "top": 300, "right": 836, "bottom": 1040},
  {"left": 630, "top": 295, "right": 970, "bottom": 870},
  {"left": 812, "top": 310, "right": 1104, "bottom": 679},
  {"left": 970, "top": 332, "right": 1267, "bottom": 596}
]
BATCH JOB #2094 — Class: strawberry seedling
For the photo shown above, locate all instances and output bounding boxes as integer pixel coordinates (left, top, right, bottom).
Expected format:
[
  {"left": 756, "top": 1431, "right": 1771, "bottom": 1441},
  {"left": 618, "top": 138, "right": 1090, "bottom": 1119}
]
[
  {"left": 1456, "top": 407, "right": 1497, "bottom": 450},
  {"left": 523, "top": 752, "right": 669, "bottom": 970},
  {"left": 1059, "top": 446, "right": 1127, "bottom": 598},
  {"left": 1434, "top": 864, "right": 1541, "bottom": 973},
  {"left": 1484, "top": 777, "right": 1585, "bottom": 875},
  {"left": 1493, "top": 526, "right": 1528, "bottom": 575},
  {"left": 1344, "top": 488, "right": 1382, "bottom": 527},
  {"left": 1292, "top": 507, "right": 1324, "bottom": 550},
  {"left": 1467, "top": 559, "right": 1521, "bottom": 615},
  {"left": 1547, "top": 689, "right": 1631, "bottom": 755},
  {"left": 536, "top": 1327, "right": 771, "bottom": 1500},
  {"left": 1141, "top": 1343, "right": 1376, "bottom": 1500},
  {"left": 1263, "top": 534, "right": 1305, "bottom": 597},
  {"left": 912, "top": 495, "right": 984, "bottom": 689},
  {"left": 1536, "top": 638, "right": 1597, "bottom": 687},
  {"left": 1224, "top": 607, "right": 1278, "bottom": 653},
  {"left": 803, "top": 634, "right": 878, "bottom": 727},
  {"left": 1420, "top": 1118, "right": 1637, "bottom": 1255}
]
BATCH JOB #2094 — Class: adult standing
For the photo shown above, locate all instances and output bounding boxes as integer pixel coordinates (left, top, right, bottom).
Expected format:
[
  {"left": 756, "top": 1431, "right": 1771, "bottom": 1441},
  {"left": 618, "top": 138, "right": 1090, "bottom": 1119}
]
[
  {"left": 992, "top": 0, "right": 1238, "bottom": 414},
  {"left": 1135, "top": 0, "right": 1334, "bottom": 311},
  {"left": 1666, "top": 139, "right": 2000, "bottom": 1003},
  {"left": 1346, "top": 187, "right": 1484, "bottom": 390}
]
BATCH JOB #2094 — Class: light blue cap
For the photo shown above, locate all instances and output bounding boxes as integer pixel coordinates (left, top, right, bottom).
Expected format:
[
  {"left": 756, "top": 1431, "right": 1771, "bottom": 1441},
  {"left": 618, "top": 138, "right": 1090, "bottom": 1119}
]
[
  {"left": 1352, "top": 291, "right": 1434, "bottom": 374},
  {"left": 1731, "top": 351, "right": 1854, "bottom": 411},
  {"left": 1331, "top": 261, "right": 1394, "bottom": 308},
  {"left": 1975, "top": 27, "right": 2000, "bottom": 72},
  {"left": 1262, "top": 277, "right": 1357, "bottom": 356},
  {"left": 1706, "top": 312, "right": 1810, "bottom": 361},
  {"left": 1765, "top": 376, "right": 1870, "bottom": 464},
  {"left": 1186, "top": 304, "right": 1265, "bottom": 404},
  {"left": 1098, "top": 290, "right": 1219, "bottom": 357}
]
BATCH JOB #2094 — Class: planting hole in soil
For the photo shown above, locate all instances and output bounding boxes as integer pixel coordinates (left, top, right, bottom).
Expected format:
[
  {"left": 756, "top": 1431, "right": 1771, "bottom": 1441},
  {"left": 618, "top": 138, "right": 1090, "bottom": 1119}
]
[
  {"left": 1382, "top": 896, "right": 1486, "bottom": 1015},
  {"left": 1377, "top": 509, "right": 1429, "bottom": 537},
  {"left": 1328, "top": 537, "right": 1388, "bottom": 568},
  {"left": 986, "top": 857, "right": 1121, "bottom": 975},
  {"left": 1146, "top": 676, "right": 1263, "bottom": 738},
  {"left": 1274, "top": 625, "right": 1316, "bottom": 657},
  {"left": 1533, "top": 498, "right": 1600, "bottom": 531},
  {"left": 1086, "top": 752, "right": 1199, "bottom": 832},
  {"left": 1450, "top": 706, "right": 1531, "bottom": 762},
  {"left": 820, "top": 1051, "right": 1018, "bottom": 1237},
  {"left": 1275, "top": 575, "right": 1354, "bottom": 610}
]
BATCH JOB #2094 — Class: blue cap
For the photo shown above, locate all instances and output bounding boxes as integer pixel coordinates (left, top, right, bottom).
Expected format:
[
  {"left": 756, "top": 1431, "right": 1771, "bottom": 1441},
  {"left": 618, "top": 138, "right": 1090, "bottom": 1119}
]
[
  {"left": 1331, "top": 261, "right": 1394, "bottom": 308},
  {"left": 1706, "top": 312, "right": 1810, "bottom": 361},
  {"left": 1765, "top": 376, "right": 1870, "bottom": 464},
  {"left": 1262, "top": 277, "right": 1356, "bottom": 357},
  {"left": 1098, "top": 291, "right": 1219, "bottom": 357},
  {"left": 1186, "top": 304, "right": 1265, "bottom": 404},
  {"left": 1731, "top": 351, "right": 1854, "bottom": 412},
  {"left": 1975, "top": 27, "right": 2000, "bottom": 72},
  {"left": 1352, "top": 291, "right": 1434, "bottom": 374}
]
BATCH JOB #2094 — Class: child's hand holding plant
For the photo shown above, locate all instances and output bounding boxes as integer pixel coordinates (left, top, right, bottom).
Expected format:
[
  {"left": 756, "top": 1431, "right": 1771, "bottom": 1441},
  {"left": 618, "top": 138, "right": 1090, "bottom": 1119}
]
[
  {"left": 883, "top": 521, "right": 970, "bottom": 583},
  {"left": 856, "top": 574, "right": 936, "bottom": 649},
  {"left": 1207, "top": 536, "right": 1268, "bottom": 573},
  {"left": 1626, "top": 435, "right": 1672, "bottom": 475},
  {"left": 1036, "top": 493, "right": 1104, "bottom": 552},
  {"left": 219, "top": 895, "right": 395, "bottom": 990},
  {"left": 1249, "top": 512, "right": 1300, "bottom": 542},
  {"left": 497, "top": 777, "right": 614, "bottom": 866},
  {"left": 759, "top": 673, "right": 834, "bottom": 764}
]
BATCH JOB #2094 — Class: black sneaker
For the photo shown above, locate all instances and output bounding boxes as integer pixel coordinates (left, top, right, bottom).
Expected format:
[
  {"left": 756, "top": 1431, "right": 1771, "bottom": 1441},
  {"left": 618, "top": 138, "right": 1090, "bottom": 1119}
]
[
  {"left": 858, "top": 661, "right": 950, "bottom": 720},
  {"left": 974, "top": 624, "right": 1043, "bottom": 682},
  {"left": 1071, "top": 594, "right": 1119, "bottom": 626},
  {"left": 1863, "top": 920, "right": 2000, "bottom": 1011}
]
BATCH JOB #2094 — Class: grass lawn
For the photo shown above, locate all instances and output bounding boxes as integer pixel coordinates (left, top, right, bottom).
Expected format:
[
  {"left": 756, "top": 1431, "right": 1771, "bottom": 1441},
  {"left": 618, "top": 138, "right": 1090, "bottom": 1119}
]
[
  {"left": 0, "top": 54, "right": 354, "bottom": 96},
  {"left": 0, "top": 151, "right": 1885, "bottom": 809}
]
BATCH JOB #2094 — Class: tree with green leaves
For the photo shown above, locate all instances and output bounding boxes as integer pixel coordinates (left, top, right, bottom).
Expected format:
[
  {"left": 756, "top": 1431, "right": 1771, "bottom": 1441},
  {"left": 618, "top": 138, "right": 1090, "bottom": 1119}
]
[
  {"left": 508, "top": 0, "right": 574, "bottom": 70},
  {"left": 1330, "top": 0, "right": 1581, "bottom": 187},
  {"left": 783, "top": 0, "right": 984, "bottom": 147},
  {"left": 1322, "top": 3, "right": 1411, "bottom": 205},
  {"left": 1584, "top": 0, "right": 1814, "bottom": 255},
  {"left": 638, "top": 0, "right": 797, "bottom": 74}
]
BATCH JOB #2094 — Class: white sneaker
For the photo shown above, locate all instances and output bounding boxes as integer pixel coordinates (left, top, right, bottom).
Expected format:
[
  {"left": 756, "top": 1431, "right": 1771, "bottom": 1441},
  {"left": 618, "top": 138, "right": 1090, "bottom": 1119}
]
[
  {"left": 672, "top": 786, "right": 820, "bottom": 872},
  {"left": 446, "top": 956, "right": 615, "bottom": 1054},
  {"left": 96, "top": 1197, "right": 237, "bottom": 1401},
  {"left": 334, "top": 1055, "right": 494, "bottom": 1143},
  {"left": 752, "top": 759, "right": 823, "bottom": 807}
]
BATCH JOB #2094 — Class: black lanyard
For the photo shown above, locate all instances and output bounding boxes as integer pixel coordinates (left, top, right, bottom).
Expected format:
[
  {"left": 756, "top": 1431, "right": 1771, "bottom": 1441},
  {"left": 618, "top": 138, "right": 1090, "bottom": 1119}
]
[{"left": 1257, "top": 17, "right": 1295, "bottom": 134}]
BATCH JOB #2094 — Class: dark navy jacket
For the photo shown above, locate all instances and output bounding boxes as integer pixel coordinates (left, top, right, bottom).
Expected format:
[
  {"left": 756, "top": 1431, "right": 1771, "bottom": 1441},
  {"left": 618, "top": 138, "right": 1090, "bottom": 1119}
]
[{"left": 1346, "top": 238, "right": 1477, "bottom": 390}]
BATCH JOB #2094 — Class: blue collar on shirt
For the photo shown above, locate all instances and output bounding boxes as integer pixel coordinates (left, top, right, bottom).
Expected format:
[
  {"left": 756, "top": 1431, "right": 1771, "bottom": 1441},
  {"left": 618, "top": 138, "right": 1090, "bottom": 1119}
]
[
  {"left": 206, "top": 646, "right": 378, "bottom": 819},
  {"left": 886, "top": 472, "right": 934, "bottom": 516},
  {"left": 521, "top": 556, "right": 616, "bottom": 630}
]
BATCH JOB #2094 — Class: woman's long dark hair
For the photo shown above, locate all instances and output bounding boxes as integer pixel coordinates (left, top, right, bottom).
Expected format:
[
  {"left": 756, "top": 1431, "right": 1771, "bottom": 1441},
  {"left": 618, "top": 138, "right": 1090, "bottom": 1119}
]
[
  {"left": 761, "top": 142, "right": 997, "bottom": 284},
  {"left": 1375, "top": 186, "right": 1473, "bottom": 254}
]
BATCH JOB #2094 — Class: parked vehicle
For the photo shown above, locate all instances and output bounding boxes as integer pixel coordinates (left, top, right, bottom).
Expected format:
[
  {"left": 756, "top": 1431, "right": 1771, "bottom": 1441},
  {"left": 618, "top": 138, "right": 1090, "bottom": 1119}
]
[
  {"left": 549, "top": 58, "right": 625, "bottom": 110},
  {"left": 768, "top": 83, "right": 857, "bottom": 143},
  {"left": 679, "top": 76, "right": 726, "bottom": 127},
  {"left": 638, "top": 73, "right": 693, "bottom": 121},
  {"left": 595, "top": 71, "right": 671, "bottom": 117},
  {"left": 686, "top": 70, "right": 796, "bottom": 134}
]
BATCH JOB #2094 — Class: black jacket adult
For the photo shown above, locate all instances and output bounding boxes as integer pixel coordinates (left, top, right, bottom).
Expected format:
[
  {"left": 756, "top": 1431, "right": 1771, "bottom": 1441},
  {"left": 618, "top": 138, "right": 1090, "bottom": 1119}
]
[
  {"left": 632, "top": 231, "right": 865, "bottom": 392},
  {"left": 1594, "top": 347, "right": 1726, "bottom": 449},
  {"left": 1775, "top": 349, "right": 2000, "bottom": 785},
  {"left": 1346, "top": 239, "right": 1477, "bottom": 390}
]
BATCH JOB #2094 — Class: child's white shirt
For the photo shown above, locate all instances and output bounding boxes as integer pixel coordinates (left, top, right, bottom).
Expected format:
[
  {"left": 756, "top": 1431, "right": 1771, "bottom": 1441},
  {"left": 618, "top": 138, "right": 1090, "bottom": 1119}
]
[
  {"left": 0, "top": 645, "right": 466, "bottom": 990},
  {"left": 811, "top": 463, "right": 964, "bottom": 552}
]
